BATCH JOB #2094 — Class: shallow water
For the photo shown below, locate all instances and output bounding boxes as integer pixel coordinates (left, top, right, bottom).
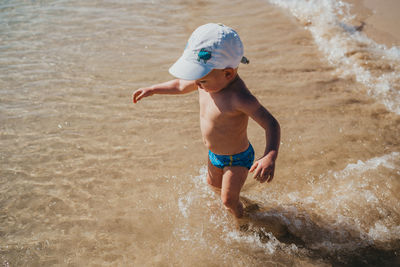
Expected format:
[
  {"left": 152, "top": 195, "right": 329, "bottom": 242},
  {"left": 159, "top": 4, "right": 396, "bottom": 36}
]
[{"left": 1, "top": 0, "right": 399, "bottom": 266}]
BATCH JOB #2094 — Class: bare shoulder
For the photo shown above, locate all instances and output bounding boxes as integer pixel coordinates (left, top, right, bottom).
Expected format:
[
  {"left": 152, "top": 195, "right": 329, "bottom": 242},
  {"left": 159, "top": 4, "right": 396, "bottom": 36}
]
[{"left": 230, "top": 77, "right": 261, "bottom": 113}]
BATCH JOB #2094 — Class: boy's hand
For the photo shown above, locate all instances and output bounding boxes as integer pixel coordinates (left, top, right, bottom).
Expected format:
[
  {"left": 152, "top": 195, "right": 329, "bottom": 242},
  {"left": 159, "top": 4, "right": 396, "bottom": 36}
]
[
  {"left": 133, "top": 87, "right": 153, "bottom": 103},
  {"left": 249, "top": 151, "right": 277, "bottom": 183}
]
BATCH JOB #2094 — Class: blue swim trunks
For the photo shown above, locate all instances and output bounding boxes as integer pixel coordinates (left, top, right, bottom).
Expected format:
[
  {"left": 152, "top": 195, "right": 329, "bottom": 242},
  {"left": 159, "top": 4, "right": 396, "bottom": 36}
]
[{"left": 209, "top": 143, "right": 255, "bottom": 169}]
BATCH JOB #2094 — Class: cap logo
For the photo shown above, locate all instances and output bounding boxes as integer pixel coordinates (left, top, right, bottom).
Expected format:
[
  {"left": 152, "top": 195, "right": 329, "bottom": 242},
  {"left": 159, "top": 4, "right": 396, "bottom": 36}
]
[{"left": 197, "top": 48, "right": 212, "bottom": 64}]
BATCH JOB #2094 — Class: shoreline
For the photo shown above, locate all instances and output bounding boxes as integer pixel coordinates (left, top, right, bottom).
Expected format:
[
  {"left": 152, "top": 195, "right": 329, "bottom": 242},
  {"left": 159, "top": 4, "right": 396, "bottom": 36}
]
[{"left": 346, "top": 0, "right": 400, "bottom": 47}]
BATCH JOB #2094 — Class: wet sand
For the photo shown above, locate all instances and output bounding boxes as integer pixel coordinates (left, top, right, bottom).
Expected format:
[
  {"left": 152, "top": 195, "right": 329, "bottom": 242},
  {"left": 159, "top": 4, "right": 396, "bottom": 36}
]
[{"left": 347, "top": 0, "right": 400, "bottom": 47}]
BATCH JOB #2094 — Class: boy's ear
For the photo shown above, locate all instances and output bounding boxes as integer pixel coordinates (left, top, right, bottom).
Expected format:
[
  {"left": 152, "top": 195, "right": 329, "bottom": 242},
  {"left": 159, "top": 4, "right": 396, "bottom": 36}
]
[{"left": 223, "top": 68, "right": 235, "bottom": 79}]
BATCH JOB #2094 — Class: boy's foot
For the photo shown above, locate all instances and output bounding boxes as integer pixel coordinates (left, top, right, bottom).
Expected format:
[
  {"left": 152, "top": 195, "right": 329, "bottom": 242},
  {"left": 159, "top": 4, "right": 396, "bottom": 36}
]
[
  {"left": 237, "top": 196, "right": 288, "bottom": 238},
  {"left": 235, "top": 209, "right": 251, "bottom": 232},
  {"left": 236, "top": 196, "right": 258, "bottom": 232},
  {"left": 238, "top": 221, "right": 250, "bottom": 232},
  {"left": 240, "top": 196, "right": 260, "bottom": 214},
  {"left": 251, "top": 213, "right": 288, "bottom": 238}
]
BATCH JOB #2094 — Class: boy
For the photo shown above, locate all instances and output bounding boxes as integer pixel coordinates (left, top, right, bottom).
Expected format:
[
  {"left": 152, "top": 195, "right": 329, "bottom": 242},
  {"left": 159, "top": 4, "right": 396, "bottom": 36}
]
[{"left": 133, "top": 23, "right": 280, "bottom": 218}]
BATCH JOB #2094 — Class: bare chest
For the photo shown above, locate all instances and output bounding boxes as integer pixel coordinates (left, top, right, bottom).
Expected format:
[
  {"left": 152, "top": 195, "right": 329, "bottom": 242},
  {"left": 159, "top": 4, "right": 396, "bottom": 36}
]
[{"left": 198, "top": 90, "right": 239, "bottom": 121}]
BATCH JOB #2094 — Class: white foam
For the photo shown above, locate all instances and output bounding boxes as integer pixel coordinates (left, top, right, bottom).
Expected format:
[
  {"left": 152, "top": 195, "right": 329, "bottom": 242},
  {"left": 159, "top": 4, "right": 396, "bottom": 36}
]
[
  {"left": 178, "top": 195, "right": 192, "bottom": 218},
  {"left": 225, "top": 229, "right": 279, "bottom": 254},
  {"left": 177, "top": 166, "right": 212, "bottom": 217},
  {"left": 332, "top": 152, "right": 399, "bottom": 179},
  {"left": 326, "top": 152, "right": 399, "bottom": 242},
  {"left": 368, "top": 222, "right": 400, "bottom": 242},
  {"left": 328, "top": 153, "right": 399, "bottom": 210},
  {"left": 268, "top": 0, "right": 400, "bottom": 114}
]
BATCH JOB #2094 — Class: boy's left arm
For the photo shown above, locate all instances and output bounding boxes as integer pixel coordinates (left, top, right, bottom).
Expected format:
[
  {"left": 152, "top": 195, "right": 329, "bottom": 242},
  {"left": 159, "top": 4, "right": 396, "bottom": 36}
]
[{"left": 237, "top": 94, "right": 281, "bottom": 183}]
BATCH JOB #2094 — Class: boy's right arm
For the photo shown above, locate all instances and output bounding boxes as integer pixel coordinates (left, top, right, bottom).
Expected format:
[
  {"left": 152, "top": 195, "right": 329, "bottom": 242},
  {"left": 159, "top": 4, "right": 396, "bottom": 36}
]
[{"left": 133, "top": 79, "right": 197, "bottom": 103}]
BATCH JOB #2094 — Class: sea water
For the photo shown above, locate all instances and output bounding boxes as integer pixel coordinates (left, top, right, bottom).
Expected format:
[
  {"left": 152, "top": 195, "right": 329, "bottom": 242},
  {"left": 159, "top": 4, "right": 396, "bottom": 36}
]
[{"left": 1, "top": 0, "right": 399, "bottom": 266}]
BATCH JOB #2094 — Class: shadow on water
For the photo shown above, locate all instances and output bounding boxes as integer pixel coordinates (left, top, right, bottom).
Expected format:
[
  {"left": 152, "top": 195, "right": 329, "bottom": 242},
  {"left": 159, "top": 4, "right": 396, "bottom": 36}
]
[{"left": 239, "top": 197, "right": 400, "bottom": 266}]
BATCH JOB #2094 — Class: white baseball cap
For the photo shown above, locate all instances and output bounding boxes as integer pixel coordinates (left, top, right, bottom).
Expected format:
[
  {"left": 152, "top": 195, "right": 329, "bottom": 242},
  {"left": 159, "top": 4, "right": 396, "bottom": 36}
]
[{"left": 169, "top": 23, "right": 248, "bottom": 80}]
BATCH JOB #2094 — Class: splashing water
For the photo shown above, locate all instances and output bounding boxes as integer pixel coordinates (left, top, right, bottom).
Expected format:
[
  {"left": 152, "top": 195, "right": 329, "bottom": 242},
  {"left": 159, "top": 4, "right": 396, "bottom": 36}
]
[{"left": 268, "top": 0, "right": 400, "bottom": 114}]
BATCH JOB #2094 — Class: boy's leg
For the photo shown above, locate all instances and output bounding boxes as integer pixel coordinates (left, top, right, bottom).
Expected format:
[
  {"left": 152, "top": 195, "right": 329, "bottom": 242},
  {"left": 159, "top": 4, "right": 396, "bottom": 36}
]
[
  {"left": 207, "top": 158, "right": 223, "bottom": 193},
  {"left": 206, "top": 159, "right": 248, "bottom": 218},
  {"left": 221, "top": 166, "right": 248, "bottom": 218}
]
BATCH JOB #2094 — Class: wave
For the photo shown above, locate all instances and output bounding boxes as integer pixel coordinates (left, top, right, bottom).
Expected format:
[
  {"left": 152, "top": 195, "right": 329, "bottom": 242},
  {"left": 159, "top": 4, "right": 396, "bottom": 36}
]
[
  {"left": 268, "top": 0, "right": 400, "bottom": 114},
  {"left": 176, "top": 156, "right": 400, "bottom": 265}
]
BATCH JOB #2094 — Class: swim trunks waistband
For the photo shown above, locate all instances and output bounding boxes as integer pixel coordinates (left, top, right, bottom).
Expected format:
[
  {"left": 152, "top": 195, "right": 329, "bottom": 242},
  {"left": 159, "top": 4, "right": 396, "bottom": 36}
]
[{"left": 208, "top": 143, "right": 255, "bottom": 169}]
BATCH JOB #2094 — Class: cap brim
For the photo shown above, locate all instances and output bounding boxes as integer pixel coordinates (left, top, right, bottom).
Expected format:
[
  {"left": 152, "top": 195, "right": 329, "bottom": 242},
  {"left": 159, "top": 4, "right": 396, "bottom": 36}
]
[{"left": 169, "top": 56, "right": 213, "bottom": 80}]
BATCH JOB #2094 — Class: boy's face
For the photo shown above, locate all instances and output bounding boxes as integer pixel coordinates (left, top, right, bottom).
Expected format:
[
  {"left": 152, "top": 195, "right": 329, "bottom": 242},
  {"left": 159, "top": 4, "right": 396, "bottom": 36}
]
[{"left": 195, "top": 68, "right": 235, "bottom": 93}]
